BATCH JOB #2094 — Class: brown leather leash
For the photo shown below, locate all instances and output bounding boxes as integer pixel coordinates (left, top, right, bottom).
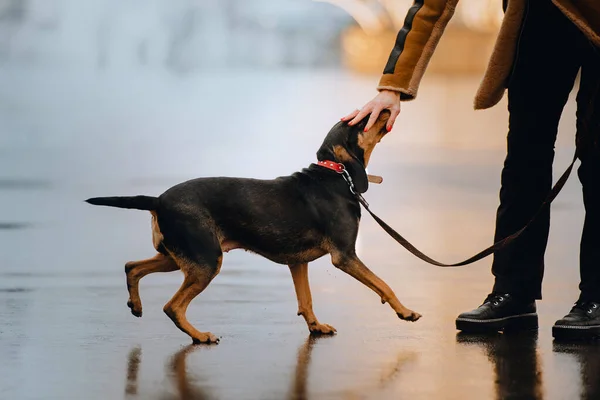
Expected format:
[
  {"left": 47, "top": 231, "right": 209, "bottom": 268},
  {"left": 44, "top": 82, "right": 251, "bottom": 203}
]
[
  {"left": 353, "top": 42, "right": 596, "bottom": 266},
  {"left": 348, "top": 153, "right": 578, "bottom": 267}
]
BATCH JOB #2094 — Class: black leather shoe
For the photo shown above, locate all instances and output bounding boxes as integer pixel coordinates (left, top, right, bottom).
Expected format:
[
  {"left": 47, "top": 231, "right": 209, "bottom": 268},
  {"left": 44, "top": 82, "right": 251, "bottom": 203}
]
[
  {"left": 552, "top": 301, "right": 600, "bottom": 341},
  {"left": 455, "top": 293, "right": 538, "bottom": 333}
]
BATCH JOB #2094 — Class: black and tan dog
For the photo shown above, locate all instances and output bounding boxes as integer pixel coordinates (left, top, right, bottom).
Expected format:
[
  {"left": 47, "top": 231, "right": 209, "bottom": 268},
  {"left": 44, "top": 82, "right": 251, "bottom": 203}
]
[{"left": 86, "top": 111, "right": 421, "bottom": 344}]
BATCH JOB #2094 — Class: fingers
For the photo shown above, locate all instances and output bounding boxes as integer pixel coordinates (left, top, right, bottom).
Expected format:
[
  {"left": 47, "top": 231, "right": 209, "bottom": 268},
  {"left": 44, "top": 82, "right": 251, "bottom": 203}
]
[
  {"left": 349, "top": 105, "right": 372, "bottom": 126},
  {"left": 386, "top": 106, "right": 400, "bottom": 132},
  {"left": 343, "top": 89, "right": 401, "bottom": 130},
  {"left": 364, "top": 106, "right": 383, "bottom": 131},
  {"left": 341, "top": 109, "right": 360, "bottom": 122}
]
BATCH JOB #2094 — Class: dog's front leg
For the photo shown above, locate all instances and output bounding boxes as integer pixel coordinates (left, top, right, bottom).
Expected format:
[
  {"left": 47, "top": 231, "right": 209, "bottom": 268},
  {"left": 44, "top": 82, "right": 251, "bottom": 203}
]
[
  {"left": 289, "top": 263, "right": 337, "bottom": 335},
  {"left": 331, "top": 252, "right": 422, "bottom": 322}
]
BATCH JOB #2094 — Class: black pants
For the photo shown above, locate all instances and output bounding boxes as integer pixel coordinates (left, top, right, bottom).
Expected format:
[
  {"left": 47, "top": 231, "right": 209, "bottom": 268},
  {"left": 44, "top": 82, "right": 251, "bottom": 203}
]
[{"left": 491, "top": 0, "right": 600, "bottom": 302}]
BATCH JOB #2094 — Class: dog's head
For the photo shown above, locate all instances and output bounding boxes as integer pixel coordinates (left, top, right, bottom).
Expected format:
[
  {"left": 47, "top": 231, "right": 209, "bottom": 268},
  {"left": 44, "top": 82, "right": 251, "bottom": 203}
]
[{"left": 316, "top": 110, "right": 391, "bottom": 193}]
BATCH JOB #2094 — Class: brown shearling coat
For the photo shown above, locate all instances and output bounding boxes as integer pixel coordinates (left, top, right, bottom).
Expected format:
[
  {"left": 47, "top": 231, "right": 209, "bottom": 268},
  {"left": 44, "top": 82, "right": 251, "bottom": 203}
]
[{"left": 378, "top": 0, "right": 600, "bottom": 110}]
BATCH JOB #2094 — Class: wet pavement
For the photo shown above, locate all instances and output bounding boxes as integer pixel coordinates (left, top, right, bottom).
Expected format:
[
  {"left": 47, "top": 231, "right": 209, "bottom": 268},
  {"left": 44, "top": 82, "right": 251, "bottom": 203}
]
[{"left": 1, "top": 66, "right": 598, "bottom": 399}]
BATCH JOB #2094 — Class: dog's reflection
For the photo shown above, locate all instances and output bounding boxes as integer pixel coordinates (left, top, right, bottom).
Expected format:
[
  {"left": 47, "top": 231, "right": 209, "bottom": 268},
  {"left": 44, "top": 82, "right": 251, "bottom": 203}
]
[
  {"left": 124, "top": 344, "right": 213, "bottom": 400},
  {"left": 289, "top": 335, "right": 417, "bottom": 399},
  {"left": 288, "top": 335, "right": 322, "bottom": 400},
  {"left": 125, "top": 335, "right": 415, "bottom": 400},
  {"left": 456, "top": 331, "right": 543, "bottom": 399},
  {"left": 125, "top": 346, "right": 142, "bottom": 396},
  {"left": 553, "top": 341, "right": 600, "bottom": 399}
]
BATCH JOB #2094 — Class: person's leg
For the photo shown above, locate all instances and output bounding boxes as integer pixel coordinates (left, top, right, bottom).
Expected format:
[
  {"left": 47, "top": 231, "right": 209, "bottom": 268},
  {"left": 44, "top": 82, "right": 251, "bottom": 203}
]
[
  {"left": 457, "top": 0, "right": 583, "bottom": 332},
  {"left": 576, "top": 45, "right": 600, "bottom": 305},
  {"left": 553, "top": 42, "right": 600, "bottom": 341},
  {"left": 490, "top": 1, "right": 583, "bottom": 301}
]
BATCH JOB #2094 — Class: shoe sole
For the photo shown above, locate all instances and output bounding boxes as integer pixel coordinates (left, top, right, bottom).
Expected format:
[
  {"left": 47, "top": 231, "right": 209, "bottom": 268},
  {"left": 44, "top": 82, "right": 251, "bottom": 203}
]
[
  {"left": 455, "top": 313, "right": 538, "bottom": 333},
  {"left": 552, "top": 325, "right": 600, "bottom": 341}
]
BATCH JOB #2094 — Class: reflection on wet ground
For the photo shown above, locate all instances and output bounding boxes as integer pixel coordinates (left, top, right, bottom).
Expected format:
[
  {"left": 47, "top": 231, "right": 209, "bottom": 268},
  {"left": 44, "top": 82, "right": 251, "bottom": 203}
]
[
  {"left": 457, "top": 332, "right": 544, "bottom": 400},
  {"left": 0, "top": 68, "right": 596, "bottom": 399},
  {"left": 553, "top": 342, "right": 600, "bottom": 400},
  {"left": 121, "top": 335, "right": 421, "bottom": 400}
]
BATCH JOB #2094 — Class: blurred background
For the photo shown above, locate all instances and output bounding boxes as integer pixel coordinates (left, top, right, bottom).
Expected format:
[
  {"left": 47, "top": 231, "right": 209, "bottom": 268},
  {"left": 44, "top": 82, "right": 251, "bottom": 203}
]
[
  {"left": 0, "top": 1, "right": 591, "bottom": 400},
  {"left": 0, "top": 0, "right": 503, "bottom": 72}
]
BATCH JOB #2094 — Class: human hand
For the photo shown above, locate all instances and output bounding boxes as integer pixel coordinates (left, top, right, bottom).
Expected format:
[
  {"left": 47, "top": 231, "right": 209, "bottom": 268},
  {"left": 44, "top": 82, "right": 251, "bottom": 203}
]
[{"left": 341, "top": 90, "right": 401, "bottom": 132}]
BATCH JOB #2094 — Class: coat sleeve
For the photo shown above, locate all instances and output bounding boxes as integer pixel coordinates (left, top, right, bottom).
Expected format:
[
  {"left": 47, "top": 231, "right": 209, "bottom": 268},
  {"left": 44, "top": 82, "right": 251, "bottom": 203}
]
[{"left": 378, "top": 0, "right": 459, "bottom": 100}]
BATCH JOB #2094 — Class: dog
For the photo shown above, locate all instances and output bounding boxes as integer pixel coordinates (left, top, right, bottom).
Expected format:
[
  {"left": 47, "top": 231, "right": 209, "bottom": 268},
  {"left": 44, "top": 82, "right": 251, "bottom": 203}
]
[{"left": 86, "top": 110, "right": 421, "bottom": 344}]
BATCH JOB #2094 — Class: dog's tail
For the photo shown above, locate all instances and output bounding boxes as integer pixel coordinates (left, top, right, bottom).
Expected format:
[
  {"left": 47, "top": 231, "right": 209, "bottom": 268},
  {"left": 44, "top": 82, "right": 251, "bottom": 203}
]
[{"left": 85, "top": 195, "right": 158, "bottom": 211}]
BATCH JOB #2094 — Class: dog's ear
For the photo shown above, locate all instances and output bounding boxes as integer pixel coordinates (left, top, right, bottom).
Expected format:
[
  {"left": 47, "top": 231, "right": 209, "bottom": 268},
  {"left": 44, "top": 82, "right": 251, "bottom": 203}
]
[
  {"left": 333, "top": 145, "right": 369, "bottom": 194},
  {"left": 317, "top": 120, "right": 370, "bottom": 193},
  {"left": 347, "top": 156, "right": 369, "bottom": 193}
]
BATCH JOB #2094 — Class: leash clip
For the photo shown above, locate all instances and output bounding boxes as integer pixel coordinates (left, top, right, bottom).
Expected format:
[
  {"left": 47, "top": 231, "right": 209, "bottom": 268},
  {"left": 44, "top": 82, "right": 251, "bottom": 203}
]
[
  {"left": 339, "top": 167, "right": 355, "bottom": 194},
  {"left": 339, "top": 165, "right": 370, "bottom": 207}
]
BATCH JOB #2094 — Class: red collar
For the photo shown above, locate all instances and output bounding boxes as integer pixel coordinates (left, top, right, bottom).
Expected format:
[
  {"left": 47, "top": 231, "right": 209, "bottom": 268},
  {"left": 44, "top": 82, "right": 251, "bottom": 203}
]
[
  {"left": 316, "top": 160, "right": 345, "bottom": 173},
  {"left": 316, "top": 160, "right": 384, "bottom": 184}
]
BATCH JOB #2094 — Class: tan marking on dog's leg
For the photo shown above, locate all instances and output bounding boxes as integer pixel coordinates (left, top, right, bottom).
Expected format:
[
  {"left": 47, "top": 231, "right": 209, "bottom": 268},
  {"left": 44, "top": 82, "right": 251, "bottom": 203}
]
[
  {"left": 163, "top": 255, "right": 222, "bottom": 344},
  {"left": 289, "top": 263, "right": 336, "bottom": 335},
  {"left": 331, "top": 253, "right": 421, "bottom": 322},
  {"left": 124, "top": 253, "right": 179, "bottom": 317}
]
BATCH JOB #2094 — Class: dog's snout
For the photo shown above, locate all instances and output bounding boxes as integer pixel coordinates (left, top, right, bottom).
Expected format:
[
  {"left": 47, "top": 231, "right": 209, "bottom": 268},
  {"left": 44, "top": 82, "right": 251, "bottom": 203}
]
[{"left": 372, "top": 110, "right": 391, "bottom": 134}]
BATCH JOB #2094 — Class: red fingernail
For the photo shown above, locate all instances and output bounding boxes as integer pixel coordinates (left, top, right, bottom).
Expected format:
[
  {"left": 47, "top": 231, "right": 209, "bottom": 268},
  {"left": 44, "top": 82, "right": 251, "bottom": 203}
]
[
  {"left": 386, "top": 125, "right": 392, "bottom": 132},
  {"left": 364, "top": 127, "right": 368, "bottom": 132}
]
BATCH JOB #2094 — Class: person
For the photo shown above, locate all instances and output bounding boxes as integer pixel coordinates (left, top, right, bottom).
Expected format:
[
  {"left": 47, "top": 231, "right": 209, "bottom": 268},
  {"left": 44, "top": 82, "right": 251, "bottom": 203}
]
[{"left": 343, "top": 0, "right": 600, "bottom": 340}]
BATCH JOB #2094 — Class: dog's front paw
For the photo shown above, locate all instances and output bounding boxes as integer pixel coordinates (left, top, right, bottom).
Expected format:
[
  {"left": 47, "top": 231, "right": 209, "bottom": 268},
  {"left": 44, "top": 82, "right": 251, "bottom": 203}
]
[
  {"left": 127, "top": 299, "right": 143, "bottom": 318},
  {"left": 397, "top": 311, "right": 422, "bottom": 322},
  {"left": 192, "top": 332, "right": 220, "bottom": 345},
  {"left": 309, "top": 322, "right": 337, "bottom": 335}
]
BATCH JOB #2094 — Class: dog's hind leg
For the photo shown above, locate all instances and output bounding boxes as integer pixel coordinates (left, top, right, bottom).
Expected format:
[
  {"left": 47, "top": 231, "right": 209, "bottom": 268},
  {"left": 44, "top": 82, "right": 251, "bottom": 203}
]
[
  {"left": 289, "top": 263, "right": 336, "bottom": 335},
  {"left": 163, "top": 253, "right": 222, "bottom": 344},
  {"left": 331, "top": 252, "right": 422, "bottom": 322},
  {"left": 161, "top": 224, "right": 223, "bottom": 344},
  {"left": 125, "top": 253, "right": 179, "bottom": 317}
]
